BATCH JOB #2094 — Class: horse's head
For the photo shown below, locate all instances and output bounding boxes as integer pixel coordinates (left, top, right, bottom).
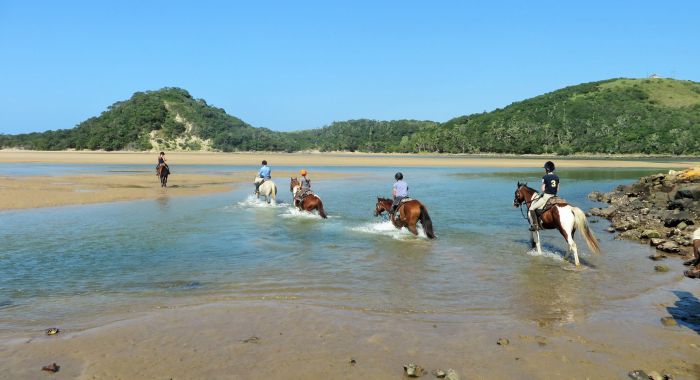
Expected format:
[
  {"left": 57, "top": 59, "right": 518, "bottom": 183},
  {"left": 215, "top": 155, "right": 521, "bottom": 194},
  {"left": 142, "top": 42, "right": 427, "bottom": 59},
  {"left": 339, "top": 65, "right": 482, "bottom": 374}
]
[
  {"left": 290, "top": 177, "right": 299, "bottom": 193},
  {"left": 374, "top": 197, "right": 391, "bottom": 216},
  {"left": 513, "top": 181, "right": 530, "bottom": 207}
]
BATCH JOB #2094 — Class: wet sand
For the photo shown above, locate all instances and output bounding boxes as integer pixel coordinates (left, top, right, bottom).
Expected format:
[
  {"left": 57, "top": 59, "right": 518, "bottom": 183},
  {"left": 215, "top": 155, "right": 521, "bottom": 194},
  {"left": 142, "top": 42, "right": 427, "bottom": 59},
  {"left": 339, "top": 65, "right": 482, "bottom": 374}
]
[
  {"left": 2, "top": 280, "right": 700, "bottom": 379},
  {"left": 0, "top": 150, "right": 697, "bottom": 168}
]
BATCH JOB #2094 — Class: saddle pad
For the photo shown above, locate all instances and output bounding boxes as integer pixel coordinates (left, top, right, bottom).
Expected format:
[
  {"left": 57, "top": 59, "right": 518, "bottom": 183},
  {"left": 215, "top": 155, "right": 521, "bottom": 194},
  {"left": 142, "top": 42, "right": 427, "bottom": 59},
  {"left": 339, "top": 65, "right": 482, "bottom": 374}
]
[
  {"left": 399, "top": 197, "right": 413, "bottom": 204},
  {"left": 544, "top": 196, "right": 568, "bottom": 209}
]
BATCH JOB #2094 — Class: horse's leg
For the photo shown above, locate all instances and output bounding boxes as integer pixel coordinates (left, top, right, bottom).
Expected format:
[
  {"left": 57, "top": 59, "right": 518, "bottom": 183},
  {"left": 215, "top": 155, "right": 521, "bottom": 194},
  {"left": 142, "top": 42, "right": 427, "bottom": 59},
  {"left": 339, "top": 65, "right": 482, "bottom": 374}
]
[
  {"left": 534, "top": 231, "right": 542, "bottom": 254},
  {"left": 557, "top": 207, "right": 580, "bottom": 266}
]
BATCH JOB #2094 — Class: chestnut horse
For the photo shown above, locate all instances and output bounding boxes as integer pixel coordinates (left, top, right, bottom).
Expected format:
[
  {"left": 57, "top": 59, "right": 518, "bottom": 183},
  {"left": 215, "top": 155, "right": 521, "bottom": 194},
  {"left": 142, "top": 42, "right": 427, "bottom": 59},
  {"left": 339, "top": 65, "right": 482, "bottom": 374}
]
[
  {"left": 290, "top": 177, "right": 327, "bottom": 218},
  {"left": 513, "top": 182, "right": 600, "bottom": 266},
  {"left": 374, "top": 197, "right": 435, "bottom": 239},
  {"left": 156, "top": 164, "right": 169, "bottom": 188}
]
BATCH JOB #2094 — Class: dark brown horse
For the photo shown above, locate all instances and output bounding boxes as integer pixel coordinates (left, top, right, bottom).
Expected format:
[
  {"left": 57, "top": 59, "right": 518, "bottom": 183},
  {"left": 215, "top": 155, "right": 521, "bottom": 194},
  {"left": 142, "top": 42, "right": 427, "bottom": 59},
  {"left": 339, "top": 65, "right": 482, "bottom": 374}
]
[
  {"left": 513, "top": 182, "right": 600, "bottom": 266},
  {"left": 290, "top": 177, "right": 327, "bottom": 218},
  {"left": 157, "top": 164, "right": 169, "bottom": 188},
  {"left": 374, "top": 197, "right": 435, "bottom": 239}
]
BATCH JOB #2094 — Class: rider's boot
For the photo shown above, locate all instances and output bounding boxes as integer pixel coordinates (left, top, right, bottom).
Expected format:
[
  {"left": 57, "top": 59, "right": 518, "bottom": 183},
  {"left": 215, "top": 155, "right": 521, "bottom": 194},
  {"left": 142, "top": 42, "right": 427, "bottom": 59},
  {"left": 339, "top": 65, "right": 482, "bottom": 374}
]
[{"left": 528, "top": 210, "right": 540, "bottom": 231}]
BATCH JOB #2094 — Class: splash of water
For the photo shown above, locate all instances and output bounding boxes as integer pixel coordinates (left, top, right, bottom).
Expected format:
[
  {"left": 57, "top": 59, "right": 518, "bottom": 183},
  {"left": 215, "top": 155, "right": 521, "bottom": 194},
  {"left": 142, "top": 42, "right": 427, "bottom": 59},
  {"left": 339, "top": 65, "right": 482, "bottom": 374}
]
[
  {"left": 350, "top": 220, "right": 427, "bottom": 240},
  {"left": 234, "top": 195, "right": 286, "bottom": 208}
]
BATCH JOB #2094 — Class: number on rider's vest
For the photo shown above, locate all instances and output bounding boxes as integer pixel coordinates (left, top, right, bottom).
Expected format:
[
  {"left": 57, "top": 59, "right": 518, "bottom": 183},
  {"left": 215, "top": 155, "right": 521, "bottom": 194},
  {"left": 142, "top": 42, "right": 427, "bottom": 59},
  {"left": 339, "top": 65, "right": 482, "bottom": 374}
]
[{"left": 551, "top": 180, "right": 557, "bottom": 188}]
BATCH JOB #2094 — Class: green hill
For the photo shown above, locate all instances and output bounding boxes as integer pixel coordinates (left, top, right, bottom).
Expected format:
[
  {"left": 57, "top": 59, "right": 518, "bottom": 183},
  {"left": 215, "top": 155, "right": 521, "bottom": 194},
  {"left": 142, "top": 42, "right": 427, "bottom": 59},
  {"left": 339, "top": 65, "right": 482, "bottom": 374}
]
[
  {"left": 400, "top": 78, "right": 700, "bottom": 155},
  {"left": 1, "top": 78, "right": 699, "bottom": 154}
]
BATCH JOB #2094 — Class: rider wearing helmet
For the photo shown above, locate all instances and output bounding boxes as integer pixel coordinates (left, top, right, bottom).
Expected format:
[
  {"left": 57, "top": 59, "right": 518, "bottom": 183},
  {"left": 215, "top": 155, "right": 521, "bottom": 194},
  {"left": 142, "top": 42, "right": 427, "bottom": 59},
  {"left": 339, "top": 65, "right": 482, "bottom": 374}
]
[
  {"left": 528, "top": 161, "right": 560, "bottom": 231},
  {"left": 391, "top": 172, "right": 409, "bottom": 215},
  {"left": 254, "top": 160, "right": 272, "bottom": 194},
  {"left": 156, "top": 151, "right": 169, "bottom": 175},
  {"left": 294, "top": 169, "right": 312, "bottom": 206}
]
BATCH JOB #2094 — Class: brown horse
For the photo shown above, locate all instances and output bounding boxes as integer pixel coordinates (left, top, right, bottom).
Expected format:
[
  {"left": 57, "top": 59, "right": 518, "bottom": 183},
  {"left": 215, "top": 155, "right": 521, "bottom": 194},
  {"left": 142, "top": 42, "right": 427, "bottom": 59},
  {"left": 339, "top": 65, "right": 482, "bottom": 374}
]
[
  {"left": 156, "top": 164, "right": 169, "bottom": 188},
  {"left": 513, "top": 182, "right": 600, "bottom": 266},
  {"left": 290, "top": 177, "right": 327, "bottom": 218},
  {"left": 374, "top": 197, "right": 435, "bottom": 239}
]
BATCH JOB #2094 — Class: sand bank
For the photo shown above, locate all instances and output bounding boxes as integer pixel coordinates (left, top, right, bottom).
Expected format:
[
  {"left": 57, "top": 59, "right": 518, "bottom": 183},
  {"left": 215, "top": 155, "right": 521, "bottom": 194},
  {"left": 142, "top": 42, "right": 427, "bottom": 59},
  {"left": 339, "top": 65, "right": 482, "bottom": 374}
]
[
  {"left": 2, "top": 285, "right": 699, "bottom": 380},
  {"left": 0, "top": 150, "right": 697, "bottom": 168},
  {"left": 0, "top": 170, "right": 343, "bottom": 211}
]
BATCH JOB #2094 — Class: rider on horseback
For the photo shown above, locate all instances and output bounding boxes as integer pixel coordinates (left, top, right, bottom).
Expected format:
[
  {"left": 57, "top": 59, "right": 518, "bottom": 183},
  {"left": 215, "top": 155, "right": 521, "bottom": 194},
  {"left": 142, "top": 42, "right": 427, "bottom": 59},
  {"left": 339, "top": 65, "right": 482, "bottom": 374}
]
[
  {"left": 391, "top": 172, "right": 409, "bottom": 216},
  {"left": 529, "top": 161, "right": 560, "bottom": 231},
  {"left": 294, "top": 169, "right": 312, "bottom": 206},
  {"left": 255, "top": 160, "right": 271, "bottom": 195},
  {"left": 156, "top": 151, "right": 169, "bottom": 175}
]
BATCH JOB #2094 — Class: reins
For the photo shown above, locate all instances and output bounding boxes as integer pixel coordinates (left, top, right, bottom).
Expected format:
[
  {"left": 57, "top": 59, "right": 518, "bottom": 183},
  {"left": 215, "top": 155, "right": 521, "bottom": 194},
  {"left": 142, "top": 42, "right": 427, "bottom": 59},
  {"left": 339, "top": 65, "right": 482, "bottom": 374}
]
[{"left": 516, "top": 186, "right": 541, "bottom": 221}]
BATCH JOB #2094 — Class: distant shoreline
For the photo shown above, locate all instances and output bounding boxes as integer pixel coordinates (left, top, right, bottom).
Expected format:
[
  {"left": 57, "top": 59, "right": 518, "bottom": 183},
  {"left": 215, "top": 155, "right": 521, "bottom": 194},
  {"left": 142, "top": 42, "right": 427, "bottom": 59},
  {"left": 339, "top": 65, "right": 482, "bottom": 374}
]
[{"left": 0, "top": 150, "right": 697, "bottom": 168}]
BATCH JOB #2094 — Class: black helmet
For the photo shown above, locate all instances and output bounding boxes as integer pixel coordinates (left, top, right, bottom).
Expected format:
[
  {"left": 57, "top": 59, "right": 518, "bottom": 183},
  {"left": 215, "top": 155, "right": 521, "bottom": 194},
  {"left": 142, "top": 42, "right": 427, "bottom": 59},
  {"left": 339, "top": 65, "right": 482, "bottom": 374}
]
[
  {"left": 394, "top": 172, "right": 403, "bottom": 180},
  {"left": 262, "top": 160, "right": 267, "bottom": 165},
  {"left": 544, "top": 161, "right": 555, "bottom": 172},
  {"left": 160, "top": 151, "right": 165, "bottom": 155}
]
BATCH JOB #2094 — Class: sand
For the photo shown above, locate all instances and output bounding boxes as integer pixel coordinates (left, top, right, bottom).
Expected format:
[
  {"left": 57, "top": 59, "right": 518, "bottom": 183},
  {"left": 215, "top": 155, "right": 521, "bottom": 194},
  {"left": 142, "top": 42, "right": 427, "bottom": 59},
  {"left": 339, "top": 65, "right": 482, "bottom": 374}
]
[
  {"left": 0, "top": 150, "right": 698, "bottom": 168},
  {"left": 2, "top": 283, "right": 700, "bottom": 379},
  {"left": 0, "top": 170, "right": 346, "bottom": 211}
]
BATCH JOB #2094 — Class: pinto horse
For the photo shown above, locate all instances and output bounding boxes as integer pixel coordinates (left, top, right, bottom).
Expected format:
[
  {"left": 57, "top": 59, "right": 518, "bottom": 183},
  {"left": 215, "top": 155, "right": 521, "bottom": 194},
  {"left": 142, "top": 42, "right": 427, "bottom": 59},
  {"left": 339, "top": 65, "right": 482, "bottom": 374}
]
[
  {"left": 513, "top": 182, "right": 600, "bottom": 266},
  {"left": 290, "top": 177, "right": 327, "bottom": 218},
  {"left": 157, "top": 164, "right": 169, "bottom": 187},
  {"left": 374, "top": 197, "right": 435, "bottom": 239}
]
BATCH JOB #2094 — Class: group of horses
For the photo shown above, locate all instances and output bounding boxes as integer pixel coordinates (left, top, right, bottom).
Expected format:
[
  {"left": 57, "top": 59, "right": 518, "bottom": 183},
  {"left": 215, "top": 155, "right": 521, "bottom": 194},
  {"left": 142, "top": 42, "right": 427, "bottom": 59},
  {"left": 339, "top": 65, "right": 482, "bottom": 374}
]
[
  {"left": 253, "top": 177, "right": 436, "bottom": 240},
  {"left": 162, "top": 170, "right": 600, "bottom": 267}
]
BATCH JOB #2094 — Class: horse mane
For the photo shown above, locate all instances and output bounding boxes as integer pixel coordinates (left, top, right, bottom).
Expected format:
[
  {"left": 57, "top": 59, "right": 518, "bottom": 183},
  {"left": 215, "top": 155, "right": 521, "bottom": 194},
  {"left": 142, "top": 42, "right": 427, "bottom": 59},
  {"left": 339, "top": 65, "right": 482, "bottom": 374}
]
[
  {"left": 377, "top": 197, "right": 391, "bottom": 202},
  {"left": 517, "top": 181, "right": 536, "bottom": 193}
]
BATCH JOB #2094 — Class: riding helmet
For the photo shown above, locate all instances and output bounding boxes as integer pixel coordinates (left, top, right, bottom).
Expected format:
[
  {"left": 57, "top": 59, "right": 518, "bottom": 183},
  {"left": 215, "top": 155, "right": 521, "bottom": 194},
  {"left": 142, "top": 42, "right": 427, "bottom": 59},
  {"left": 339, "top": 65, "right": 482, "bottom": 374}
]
[
  {"left": 262, "top": 160, "right": 267, "bottom": 165},
  {"left": 300, "top": 169, "right": 307, "bottom": 176},
  {"left": 160, "top": 151, "right": 165, "bottom": 155},
  {"left": 394, "top": 172, "right": 403, "bottom": 180},
  {"left": 544, "top": 161, "right": 555, "bottom": 172}
]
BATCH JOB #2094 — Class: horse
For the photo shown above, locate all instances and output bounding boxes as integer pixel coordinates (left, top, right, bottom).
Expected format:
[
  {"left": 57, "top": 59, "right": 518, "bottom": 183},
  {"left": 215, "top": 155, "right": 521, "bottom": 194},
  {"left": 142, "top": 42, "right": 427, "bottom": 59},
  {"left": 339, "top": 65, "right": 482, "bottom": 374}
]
[
  {"left": 254, "top": 178, "right": 277, "bottom": 204},
  {"left": 513, "top": 182, "right": 601, "bottom": 266},
  {"left": 290, "top": 177, "right": 327, "bottom": 218},
  {"left": 157, "top": 164, "right": 169, "bottom": 188},
  {"left": 374, "top": 197, "right": 435, "bottom": 239}
]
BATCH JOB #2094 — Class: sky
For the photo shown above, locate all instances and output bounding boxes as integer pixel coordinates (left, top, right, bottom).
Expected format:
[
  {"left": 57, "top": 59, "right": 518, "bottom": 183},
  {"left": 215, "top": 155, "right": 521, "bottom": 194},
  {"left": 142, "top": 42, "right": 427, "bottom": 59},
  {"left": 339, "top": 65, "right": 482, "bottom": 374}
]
[{"left": 1, "top": 1, "right": 699, "bottom": 134}]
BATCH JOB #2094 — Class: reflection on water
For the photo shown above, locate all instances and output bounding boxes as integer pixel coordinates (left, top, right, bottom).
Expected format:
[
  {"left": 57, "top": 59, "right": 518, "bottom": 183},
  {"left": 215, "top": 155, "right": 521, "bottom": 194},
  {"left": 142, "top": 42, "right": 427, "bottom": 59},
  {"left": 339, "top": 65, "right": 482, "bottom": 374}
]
[{"left": 0, "top": 165, "right": 685, "bottom": 333}]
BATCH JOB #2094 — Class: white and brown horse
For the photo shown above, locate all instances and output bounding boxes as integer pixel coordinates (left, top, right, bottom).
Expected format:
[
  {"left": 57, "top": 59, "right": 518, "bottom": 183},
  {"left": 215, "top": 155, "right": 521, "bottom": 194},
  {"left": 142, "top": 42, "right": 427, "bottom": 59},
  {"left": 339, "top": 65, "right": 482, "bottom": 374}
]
[
  {"left": 513, "top": 182, "right": 600, "bottom": 266},
  {"left": 290, "top": 177, "right": 327, "bottom": 218}
]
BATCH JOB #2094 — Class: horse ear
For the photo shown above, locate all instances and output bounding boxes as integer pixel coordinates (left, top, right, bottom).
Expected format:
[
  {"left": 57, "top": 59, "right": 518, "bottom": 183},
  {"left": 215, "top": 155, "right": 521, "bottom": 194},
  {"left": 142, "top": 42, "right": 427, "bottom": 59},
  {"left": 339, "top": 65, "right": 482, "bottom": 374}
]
[{"left": 517, "top": 181, "right": 522, "bottom": 187}]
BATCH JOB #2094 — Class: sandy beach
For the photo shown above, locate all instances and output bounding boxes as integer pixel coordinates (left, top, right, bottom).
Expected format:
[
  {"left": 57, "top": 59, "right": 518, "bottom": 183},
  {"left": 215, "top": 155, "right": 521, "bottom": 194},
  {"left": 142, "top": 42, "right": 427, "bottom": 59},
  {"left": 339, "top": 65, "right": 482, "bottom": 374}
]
[{"left": 0, "top": 150, "right": 697, "bottom": 168}]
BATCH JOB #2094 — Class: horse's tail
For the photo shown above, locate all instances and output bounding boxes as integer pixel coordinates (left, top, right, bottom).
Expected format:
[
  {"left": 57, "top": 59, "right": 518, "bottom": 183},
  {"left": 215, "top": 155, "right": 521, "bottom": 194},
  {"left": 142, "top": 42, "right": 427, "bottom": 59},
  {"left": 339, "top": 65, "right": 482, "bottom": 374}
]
[
  {"left": 317, "top": 198, "right": 328, "bottom": 219},
  {"left": 572, "top": 207, "right": 601, "bottom": 254},
  {"left": 271, "top": 184, "right": 277, "bottom": 200},
  {"left": 419, "top": 204, "right": 436, "bottom": 239}
]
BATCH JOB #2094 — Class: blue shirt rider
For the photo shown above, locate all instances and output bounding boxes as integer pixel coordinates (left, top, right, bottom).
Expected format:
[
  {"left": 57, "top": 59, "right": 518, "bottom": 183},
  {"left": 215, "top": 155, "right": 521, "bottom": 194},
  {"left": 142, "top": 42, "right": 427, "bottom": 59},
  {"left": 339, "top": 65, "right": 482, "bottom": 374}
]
[
  {"left": 391, "top": 172, "right": 409, "bottom": 215},
  {"left": 255, "top": 160, "right": 271, "bottom": 194},
  {"left": 528, "top": 161, "right": 560, "bottom": 231}
]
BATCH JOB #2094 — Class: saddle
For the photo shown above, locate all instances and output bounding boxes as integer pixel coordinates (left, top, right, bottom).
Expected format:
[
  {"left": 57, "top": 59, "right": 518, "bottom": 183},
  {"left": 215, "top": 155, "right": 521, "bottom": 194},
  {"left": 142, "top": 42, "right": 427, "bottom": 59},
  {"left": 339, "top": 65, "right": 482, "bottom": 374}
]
[
  {"left": 399, "top": 197, "right": 413, "bottom": 204},
  {"left": 536, "top": 196, "right": 568, "bottom": 217}
]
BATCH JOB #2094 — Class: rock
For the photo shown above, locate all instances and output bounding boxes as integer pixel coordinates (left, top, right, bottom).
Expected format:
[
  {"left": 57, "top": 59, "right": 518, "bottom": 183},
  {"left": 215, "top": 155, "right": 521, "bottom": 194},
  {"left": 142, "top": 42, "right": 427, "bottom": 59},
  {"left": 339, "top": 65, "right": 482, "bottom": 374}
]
[
  {"left": 664, "top": 211, "right": 695, "bottom": 227},
  {"left": 647, "top": 371, "right": 663, "bottom": 380},
  {"left": 497, "top": 338, "right": 509, "bottom": 346},
  {"left": 641, "top": 230, "right": 662, "bottom": 239},
  {"left": 349, "top": 358, "right": 356, "bottom": 366},
  {"left": 445, "top": 369, "right": 460, "bottom": 380},
  {"left": 661, "top": 316, "right": 677, "bottom": 326},
  {"left": 628, "top": 370, "right": 649, "bottom": 380},
  {"left": 685, "top": 267, "right": 700, "bottom": 279},
  {"left": 614, "top": 220, "right": 639, "bottom": 232},
  {"left": 606, "top": 227, "right": 616, "bottom": 233},
  {"left": 667, "top": 228, "right": 682, "bottom": 237},
  {"left": 620, "top": 230, "right": 642, "bottom": 240},
  {"left": 649, "top": 253, "right": 667, "bottom": 261},
  {"left": 403, "top": 363, "right": 425, "bottom": 377},
  {"left": 675, "top": 189, "right": 700, "bottom": 200},
  {"left": 668, "top": 198, "right": 693, "bottom": 211},
  {"left": 45, "top": 328, "right": 60, "bottom": 336},
  {"left": 590, "top": 206, "right": 617, "bottom": 218},
  {"left": 588, "top": 191, "right": 605, "bottom": 201},
  {"left": 657, "top": 241, "right": 681, "bottom": 253},
  {"left": 650, "top": 238, "right": 665, "bottom": 246},
  {"left": 242, "top": 336, "right": 260, "bottom": 343},
  {"left": 654, "top": 265, "right": 670, "bottom": 272},
  {"left": 434, "top": 369, "right": 446, "bottom": 378},
  {"left": 678, "top": 222, "right": 688, "bottom": 230},
  {"left": 41, "top": 363, "right": 60, "bottom": 373}
]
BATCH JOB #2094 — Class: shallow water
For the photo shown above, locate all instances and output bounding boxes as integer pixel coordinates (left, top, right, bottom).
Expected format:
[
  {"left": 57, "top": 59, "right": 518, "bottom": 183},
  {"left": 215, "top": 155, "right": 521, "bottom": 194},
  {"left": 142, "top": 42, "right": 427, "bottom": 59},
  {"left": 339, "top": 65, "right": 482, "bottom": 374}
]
[{"left": 0, "top": 165, "right": 681, "bottom": 334}]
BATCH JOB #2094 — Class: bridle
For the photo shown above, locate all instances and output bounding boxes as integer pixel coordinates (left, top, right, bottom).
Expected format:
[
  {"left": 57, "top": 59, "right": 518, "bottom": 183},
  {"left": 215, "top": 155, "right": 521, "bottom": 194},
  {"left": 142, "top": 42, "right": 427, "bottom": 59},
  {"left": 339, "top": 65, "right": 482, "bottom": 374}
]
[{"left": 514, "top": 185, "right": 540, "bottom": 221}]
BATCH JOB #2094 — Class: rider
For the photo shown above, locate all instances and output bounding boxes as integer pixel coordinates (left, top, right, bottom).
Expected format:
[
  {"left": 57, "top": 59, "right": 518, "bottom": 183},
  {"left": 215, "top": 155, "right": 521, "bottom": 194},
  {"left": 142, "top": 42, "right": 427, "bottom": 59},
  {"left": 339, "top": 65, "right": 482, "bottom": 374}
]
[
  {"left": 294, "top": 169, "right": 312, "bottom": 206},
  {"left": 254, "top": 160, "right": 271, "bottom": 194},
  {"left": 528, "top": 161, "right": 560, "bottom": 231},
  {"left": 391, "top": 172, "right": 409, "bottom": 216},
  {"left": 156, "top": 151, "right": 168, "bottom": 175}
]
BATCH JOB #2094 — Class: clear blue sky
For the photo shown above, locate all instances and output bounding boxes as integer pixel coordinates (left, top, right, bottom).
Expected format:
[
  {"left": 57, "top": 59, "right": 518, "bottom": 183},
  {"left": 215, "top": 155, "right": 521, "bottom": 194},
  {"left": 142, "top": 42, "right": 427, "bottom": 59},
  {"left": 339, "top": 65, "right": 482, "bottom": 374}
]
[{"left": 1, "top": 1, "right": 698, "bottom": 134}]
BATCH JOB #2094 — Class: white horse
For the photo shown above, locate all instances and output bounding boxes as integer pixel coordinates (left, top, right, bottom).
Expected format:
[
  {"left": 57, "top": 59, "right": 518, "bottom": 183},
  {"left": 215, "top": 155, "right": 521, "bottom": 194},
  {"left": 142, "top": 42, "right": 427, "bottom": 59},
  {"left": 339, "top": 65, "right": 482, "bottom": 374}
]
[
  {"left": 514, "top": 182, "right": 601, "bottom": 266},
  {"left": 254, "top": 177, "right": 277, "bottom": 204}
]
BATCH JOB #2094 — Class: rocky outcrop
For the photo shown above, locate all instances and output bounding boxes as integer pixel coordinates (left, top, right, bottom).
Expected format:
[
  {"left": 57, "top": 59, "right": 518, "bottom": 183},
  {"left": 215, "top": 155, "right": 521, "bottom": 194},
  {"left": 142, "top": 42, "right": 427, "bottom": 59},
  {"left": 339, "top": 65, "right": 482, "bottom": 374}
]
[{"left": 588, "top": 167, "right": 700, "bottom": 257}]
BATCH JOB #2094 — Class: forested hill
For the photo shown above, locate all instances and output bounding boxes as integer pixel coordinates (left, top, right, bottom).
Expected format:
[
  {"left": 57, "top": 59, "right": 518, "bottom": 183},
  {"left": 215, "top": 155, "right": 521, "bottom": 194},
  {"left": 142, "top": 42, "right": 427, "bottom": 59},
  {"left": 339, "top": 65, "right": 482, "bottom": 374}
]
[
  {"left": 401, "top": 78, "right": 700, "bottom": 155},
  {"left": 2, "top": 78, "right": 700, "bottom": 154}
]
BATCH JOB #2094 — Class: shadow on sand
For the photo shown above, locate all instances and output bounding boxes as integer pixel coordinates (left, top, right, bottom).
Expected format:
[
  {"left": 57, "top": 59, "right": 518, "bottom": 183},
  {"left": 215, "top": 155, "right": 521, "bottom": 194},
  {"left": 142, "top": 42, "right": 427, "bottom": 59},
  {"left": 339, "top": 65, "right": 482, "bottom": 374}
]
[{"left": 666, "top": 290, "right": 700, "bottom": 334}]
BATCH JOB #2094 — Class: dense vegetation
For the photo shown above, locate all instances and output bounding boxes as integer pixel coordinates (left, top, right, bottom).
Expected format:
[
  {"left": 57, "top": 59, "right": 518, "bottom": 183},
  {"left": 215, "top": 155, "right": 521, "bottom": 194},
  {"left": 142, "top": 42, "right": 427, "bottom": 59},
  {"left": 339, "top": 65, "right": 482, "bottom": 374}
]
[{"left": 2, "top": 78, "right": 699, "bottom": 154}]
